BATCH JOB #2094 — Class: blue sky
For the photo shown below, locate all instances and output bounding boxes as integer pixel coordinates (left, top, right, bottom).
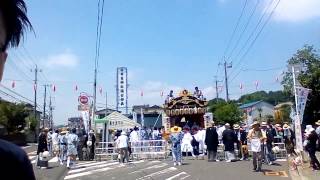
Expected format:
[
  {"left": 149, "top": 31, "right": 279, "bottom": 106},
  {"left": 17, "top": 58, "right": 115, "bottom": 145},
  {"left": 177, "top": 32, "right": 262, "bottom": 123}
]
[{"left": 2, "top": 0, "right": 320, "bottom": 125}]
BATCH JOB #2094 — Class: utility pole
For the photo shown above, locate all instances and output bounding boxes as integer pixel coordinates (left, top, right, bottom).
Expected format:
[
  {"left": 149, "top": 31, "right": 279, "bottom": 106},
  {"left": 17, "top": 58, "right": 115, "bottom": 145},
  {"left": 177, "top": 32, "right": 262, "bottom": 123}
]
[
  {"left": 105, "top": 91, "right": 108, "bottom": 142},
  {"left": 91, "top": 68, "right": 97, "bottom": 132},
  {"left": 223, "top": 60, "right": 232, "bottom": 102},
  {"left": 49, "top": 96, "right": 53, "bottom": 128},
  {"left": 31, "top": 65, "right": 41, "bottom": 128},
  {"left": 43, "top": 85, "right": 48, "bottom": 128},
  {"left": 214, "top": 76, "right": 222, "bottom": 102}
]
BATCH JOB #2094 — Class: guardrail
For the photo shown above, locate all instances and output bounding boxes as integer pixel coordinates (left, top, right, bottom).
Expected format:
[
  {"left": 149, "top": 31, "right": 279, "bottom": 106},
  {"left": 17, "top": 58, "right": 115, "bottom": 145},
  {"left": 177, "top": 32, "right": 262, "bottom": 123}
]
[{"left": 95, "top": 140, "right": 168, "bottom": 161}]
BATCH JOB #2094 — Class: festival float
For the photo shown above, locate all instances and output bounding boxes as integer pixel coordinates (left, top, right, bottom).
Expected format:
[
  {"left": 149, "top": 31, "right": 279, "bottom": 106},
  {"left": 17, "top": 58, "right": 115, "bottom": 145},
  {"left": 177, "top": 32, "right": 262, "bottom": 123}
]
[{"left": 162, "top": 89, "right": 210, "bottom": 133}]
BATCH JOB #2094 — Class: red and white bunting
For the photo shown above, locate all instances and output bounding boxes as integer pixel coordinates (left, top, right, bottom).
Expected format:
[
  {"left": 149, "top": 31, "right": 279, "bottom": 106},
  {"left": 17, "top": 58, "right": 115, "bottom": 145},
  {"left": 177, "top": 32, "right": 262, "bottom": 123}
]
[
  {"left": 160, "top": 91, "right": 164, "bottom": 97},
  {"left": 11, "top": 81, "right": 15, "bottom": 88},
  {"left": 141, "top": 91, "right": 144, "bottom": 97},
  {"left": 276, "top": 76, "right": 279, "bottom": 82},
  {"left": 99, "top": 87, "right": 103, "bottom": 95},
  {"left": 75, "top": 85, "right": 78, "bottom": 91}
]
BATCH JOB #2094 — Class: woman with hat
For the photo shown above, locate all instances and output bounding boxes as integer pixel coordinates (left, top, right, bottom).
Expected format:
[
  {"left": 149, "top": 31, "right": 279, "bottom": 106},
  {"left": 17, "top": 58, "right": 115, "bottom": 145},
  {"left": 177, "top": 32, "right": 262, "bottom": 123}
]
[
  {"left": 169, "top": 126, "right": 184, "bottom": 166},
  {"left": 247, "top": 121, "right": 266, "bottom": 172},
  {"left": 66, "top": 128, "right": 79, "bottom": 169},
  {"left": 233, "top": 124, "right": 242, "bottom": 160},
  {"left": 305, "top": 125, "right": 320, "bottom": 171},
  {"left": 58, "top": 130, "right": 68, "bottom": 165}
]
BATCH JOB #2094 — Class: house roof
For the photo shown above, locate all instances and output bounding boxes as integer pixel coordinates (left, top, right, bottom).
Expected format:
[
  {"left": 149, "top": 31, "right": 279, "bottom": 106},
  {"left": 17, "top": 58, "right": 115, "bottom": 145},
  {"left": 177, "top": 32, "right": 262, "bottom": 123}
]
[{"left": 239, "top": 100, "right": 263, "bottom": 109}]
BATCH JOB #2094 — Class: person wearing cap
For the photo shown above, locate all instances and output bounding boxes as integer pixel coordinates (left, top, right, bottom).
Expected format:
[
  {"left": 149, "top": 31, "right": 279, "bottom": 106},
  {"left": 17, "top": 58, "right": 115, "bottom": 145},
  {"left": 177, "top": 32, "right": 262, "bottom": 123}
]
[
  {"left": 222, "top": 123, "right": 237, "bottom": 163},
  {"left": 240, "top": 125, "right": 249, "bottom": 160},
  {"left": 247, "top": 121, "right": 266, "bottom": 172},
  {"left": 283, "top": 124, "right": 295, "bottom": 156},
  {"left": 205, "top": 121, "right": 219, "bottom": 162},
  {"left": 66, "top": 128, "right": 79, "bottom": 169},
  {"left": 116, "top": 131, "right": 129, "bottom": 164},
  {"left": 169, "top": 126, "right": 184, "bottom": 166},
  {"left": 233, "top": 124, "right": 242, "bottom": 160},
  {"left": 58, "top": 130, "right": 68, "bottom": 165},
  {"left": 305, "top": 125, "right": 320, "bottom": 170}
]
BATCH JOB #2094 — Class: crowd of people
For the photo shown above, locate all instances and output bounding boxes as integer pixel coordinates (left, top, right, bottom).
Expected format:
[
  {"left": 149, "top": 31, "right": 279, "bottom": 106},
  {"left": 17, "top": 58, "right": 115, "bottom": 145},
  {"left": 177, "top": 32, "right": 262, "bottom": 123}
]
[
  {"left": 37, "top": 128, "right": 96, "bottom": 169},
  {"left": 166, "top": 120, "right": 320, "bottom": 172}
]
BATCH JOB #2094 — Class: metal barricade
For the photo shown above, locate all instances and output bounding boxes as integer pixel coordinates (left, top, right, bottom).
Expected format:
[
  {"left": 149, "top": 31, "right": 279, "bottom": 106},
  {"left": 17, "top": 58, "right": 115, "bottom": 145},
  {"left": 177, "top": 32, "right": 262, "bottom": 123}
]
[
  {"left": 95, "top": 142, "right": 118, "bottom": 161},
  {"left": 130, "top": 140, "right": 168, "bottom": 160}
]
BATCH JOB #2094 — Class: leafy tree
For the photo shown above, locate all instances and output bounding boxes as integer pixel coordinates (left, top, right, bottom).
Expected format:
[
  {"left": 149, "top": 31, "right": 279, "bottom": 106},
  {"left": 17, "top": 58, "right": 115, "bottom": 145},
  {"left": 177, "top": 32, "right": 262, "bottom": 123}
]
[
  {"left": 0, "top": 102, "right": 28, "bottom": 134},
  {"left": 237, "top": 90, "right": 290, "bottom": 105},
  {"left": 210, "top": 102, "right": 242, "bottom": 125},
  {"left": 281, "top": 45, "right": 320, "bottom": 124},
  {"left": 25, "top": 115, "right": 37, "bottom": 132}
]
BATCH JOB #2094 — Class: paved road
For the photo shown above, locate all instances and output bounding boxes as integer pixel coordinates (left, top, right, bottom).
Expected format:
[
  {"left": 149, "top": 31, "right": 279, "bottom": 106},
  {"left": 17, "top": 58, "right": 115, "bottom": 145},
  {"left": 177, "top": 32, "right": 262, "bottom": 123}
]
[{"left": 28, "top": 155, "right": 290, "bottom": 180}]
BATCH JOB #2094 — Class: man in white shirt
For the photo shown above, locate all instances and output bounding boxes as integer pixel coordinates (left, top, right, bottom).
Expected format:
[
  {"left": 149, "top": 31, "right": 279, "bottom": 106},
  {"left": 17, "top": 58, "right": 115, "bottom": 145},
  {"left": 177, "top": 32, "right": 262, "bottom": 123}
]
[
  {"left": 52, "top": 130, "right": 60, "bottom": 158},
  {"left": 116, "top": 131, "right": 129, "bottom": 163}
]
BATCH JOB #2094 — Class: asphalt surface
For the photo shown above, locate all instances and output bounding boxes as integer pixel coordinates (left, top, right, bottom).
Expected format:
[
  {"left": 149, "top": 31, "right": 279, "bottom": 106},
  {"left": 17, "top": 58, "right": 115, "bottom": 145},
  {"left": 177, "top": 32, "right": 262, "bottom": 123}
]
[{"left": 28, "top": 158, "right": 290, "bottom": 180}]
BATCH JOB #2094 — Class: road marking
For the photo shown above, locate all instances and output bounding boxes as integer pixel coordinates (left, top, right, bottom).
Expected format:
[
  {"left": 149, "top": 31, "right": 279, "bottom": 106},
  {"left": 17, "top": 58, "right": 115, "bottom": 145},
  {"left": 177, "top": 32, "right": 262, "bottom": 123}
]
[
  {"left": 69, "top": 160, "right": 145, "bottom": 175},
  {"left": 49, "top": 157, "right": 59, "bottom": 163},
  {"left": 22, "top": 146, "right": 31, "bottom": 149},
  {"left": 180, "top": 175, "right": 191, "bottom": 180},
  {"left": 29, "top": 156, "right": 36, "bottom": 160},
  {"left": 165, "top": 172, "right": 188, "bottom": 180},
  {"left": 68, "top": 162, "right": 119, "bottom": 174},
  {"left": 28, "top": 151, "right": 37, "bottom": 155},
  {"left": 64, "top": 167, "right": 113, "bottom": 180},
  {"left": 129, "top": 163, "right": 168, "bottom": 174},
  {"left": 73, "top": 161, "right": 109, "bottom": 168},
  {"left": 136, "top": 167, "right": 177, "bottom": 180}
]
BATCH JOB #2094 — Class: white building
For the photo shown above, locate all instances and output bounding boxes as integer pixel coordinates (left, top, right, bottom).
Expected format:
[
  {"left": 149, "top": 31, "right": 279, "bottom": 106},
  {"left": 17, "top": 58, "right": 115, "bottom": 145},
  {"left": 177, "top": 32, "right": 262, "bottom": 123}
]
[{"left": 239, "top": 100, "right": 275, "bottom": 121}]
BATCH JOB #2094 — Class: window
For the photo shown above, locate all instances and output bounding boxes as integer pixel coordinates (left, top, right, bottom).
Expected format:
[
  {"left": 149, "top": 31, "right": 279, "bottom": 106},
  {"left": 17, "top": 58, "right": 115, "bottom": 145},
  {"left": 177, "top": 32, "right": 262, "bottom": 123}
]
[
  {"left": 121, "top": 73, "right": 123, "bottom": 76},
  {"left": 121, "top": 102, "right": 124, "bottom": 105}
]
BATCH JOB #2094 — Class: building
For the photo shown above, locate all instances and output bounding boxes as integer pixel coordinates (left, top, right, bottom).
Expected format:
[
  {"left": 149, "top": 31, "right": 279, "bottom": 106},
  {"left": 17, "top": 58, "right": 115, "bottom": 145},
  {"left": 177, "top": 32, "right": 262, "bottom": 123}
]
[
  {"left": 131, "top": 105, "right": 163, "bottom": 128},
  {"left": 116, "top": 67, "right": 128, "bottom": 114},
  {"left": 95, "top": 108, "right": 120, "bottom": 119},
  {"left": 68, "top": 117, "right": 83, "bottom": 129},
  {"left": 239, "top": 100, "right": 275, "bottom": 121}
]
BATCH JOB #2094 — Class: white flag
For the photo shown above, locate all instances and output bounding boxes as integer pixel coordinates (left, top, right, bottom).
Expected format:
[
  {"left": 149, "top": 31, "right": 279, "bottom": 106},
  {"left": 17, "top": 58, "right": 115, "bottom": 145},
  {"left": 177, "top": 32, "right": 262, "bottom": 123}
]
[{"left": 295, "top": 87, "right": 311, "bottom": 120}]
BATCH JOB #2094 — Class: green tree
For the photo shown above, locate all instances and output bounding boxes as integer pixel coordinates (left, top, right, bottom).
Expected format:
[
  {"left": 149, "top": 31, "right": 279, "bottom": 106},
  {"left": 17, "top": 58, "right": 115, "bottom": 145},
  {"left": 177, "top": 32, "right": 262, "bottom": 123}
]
[
  {"left": 25, "top": 115, "right": 37, "bottom": 132},
  {"left": 237, "top": 90, "right": 290, "bottom": 105},
  {"left": 281, "top": 45, "right": 320, "bottom": 124},
  {"left": 0, "top": 102, "right": 28, "bottom": 134},
  {"left": 211, "top": 102, "right": 242, "bottom": 125}
]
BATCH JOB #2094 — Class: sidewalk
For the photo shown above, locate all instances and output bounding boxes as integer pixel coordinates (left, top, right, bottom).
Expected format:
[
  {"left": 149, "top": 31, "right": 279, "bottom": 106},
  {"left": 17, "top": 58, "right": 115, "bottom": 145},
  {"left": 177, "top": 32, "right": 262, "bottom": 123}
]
[{"left": 290, "top": 152, "right": 320, "bottom": 180}]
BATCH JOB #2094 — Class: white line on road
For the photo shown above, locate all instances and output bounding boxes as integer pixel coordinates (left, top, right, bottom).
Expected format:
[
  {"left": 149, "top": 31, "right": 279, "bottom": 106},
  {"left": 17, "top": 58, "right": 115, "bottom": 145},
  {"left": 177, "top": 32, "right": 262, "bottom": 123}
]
[
  {"left": 129, "top": 163, "right": 168, "bottom": 174},
  {"left": 165, "top": 172, "right": 188, "bottom": 180},
  {"left": 73, "top": 161, "right": 108, "bottom": 168},
  {"left": 64, "top": 167, "right": 113, "bottom": 180},
  {"left": 180, "top": 175, "right": 191, "bottom": 180},
  {"left": 136, "top": 167, "right": 177, "bottom": 180},
  {"left": 28, "top": 151, "right": 37, "bottom": 155},
  {"left": 68, "top": 162, "right": 119, "bottom": 174},
  {"left": 22, "top": 146, "right": 31, "bottom": 149},
  {"left": 49, "top": 157, "right": 59, "bottom": 163},
  {"left": 29, "top": 156, "right": 36, "bottom": 160}
]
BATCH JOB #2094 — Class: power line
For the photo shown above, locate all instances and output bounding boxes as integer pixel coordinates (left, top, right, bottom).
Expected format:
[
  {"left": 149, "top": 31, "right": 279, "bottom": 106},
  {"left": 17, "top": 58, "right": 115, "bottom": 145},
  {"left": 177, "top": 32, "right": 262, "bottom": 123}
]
[
  {"left": 227, "top": 0, "right": 260, "bottom": 61},
  {"left": 223, "top": 0, "right": 248, "bottom": 57},
  {"left": 229, "top": 0, "right": 276, "bottom": 77},
  {"left": 0, "top": 84, "right": 34, "bottom": 104},
  {"left": 229, "top": 0, "right": 281, "bottom": 83}
]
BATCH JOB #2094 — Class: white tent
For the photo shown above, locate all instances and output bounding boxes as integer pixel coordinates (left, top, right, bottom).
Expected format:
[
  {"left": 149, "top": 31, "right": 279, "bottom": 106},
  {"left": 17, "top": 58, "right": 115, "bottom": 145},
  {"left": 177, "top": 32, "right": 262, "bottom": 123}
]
[{"left": 106, "top": 112, "right": 141, "bottom": 131}]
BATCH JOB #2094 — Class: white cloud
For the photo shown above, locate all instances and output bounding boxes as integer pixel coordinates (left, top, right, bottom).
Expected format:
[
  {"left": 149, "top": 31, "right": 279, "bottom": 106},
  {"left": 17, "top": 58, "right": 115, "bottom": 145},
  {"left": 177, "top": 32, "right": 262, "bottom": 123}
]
[
  {"left": 265, "top": 0, "right": 320, "bottom": 22},
  {"left": 44, "top": 51, "right": 79, "bottom": 68}
]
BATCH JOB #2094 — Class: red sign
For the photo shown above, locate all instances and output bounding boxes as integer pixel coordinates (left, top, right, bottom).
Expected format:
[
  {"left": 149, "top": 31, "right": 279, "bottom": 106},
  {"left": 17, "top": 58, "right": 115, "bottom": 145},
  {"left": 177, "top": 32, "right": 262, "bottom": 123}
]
[{"left": 79, "top": 95, "right": 89, "bottom": 105}]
